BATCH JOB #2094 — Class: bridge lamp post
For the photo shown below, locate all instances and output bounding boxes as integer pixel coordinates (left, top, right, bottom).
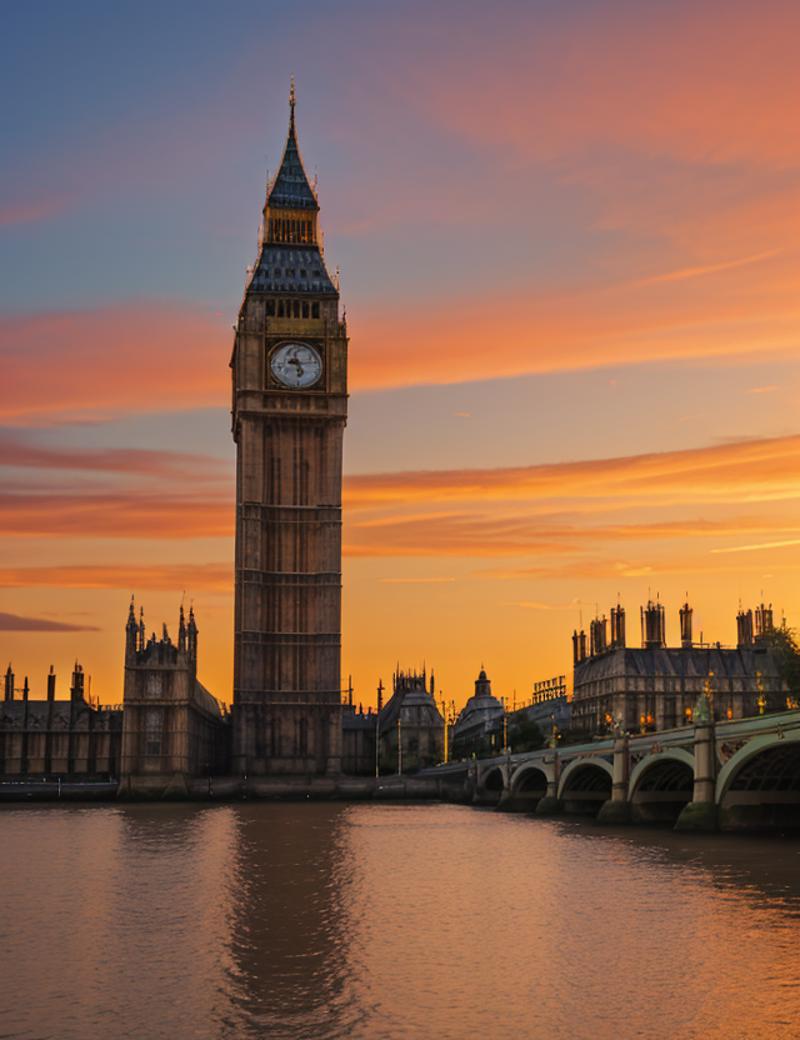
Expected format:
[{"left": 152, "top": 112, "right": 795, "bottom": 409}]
[
  {"left": 397, "top": 717, "right": 403, "bottom": 776},
  {"left": 439, "top": 697, "right": 456, "bottom": 765},
  {"left": 499, "top": 697, "right": 511, "bottom": 755},
  {"left": 756, "top": 670, "right": 766, "bottom": 715}
]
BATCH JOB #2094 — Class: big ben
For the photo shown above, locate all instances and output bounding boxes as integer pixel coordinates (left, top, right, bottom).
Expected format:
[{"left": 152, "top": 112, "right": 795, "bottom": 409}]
[{"left": 231, "top": 85, "right": 346, "bottom": 776}]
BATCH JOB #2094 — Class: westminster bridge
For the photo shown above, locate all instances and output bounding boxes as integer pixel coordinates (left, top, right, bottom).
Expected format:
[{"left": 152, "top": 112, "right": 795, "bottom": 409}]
[{"left": 422, "top": 708, "right": 800, "bottom": 830}]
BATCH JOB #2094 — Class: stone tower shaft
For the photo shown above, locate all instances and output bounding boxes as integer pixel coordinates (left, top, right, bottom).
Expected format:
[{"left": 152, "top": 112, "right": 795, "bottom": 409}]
[{"left": 231, "top": 88, "right": 347, "bottom": 776}]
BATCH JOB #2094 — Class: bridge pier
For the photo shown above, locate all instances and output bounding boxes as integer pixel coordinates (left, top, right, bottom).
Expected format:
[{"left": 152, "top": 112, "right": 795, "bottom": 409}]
[
  {"left": 675, "top": 720, "right": 718, "bottom": 831},
  {"left": 535, "top": 753, "right": 562, "bottom": 815},
  {"left": 597, "top": 733, "right": 632, "bottom": 825}
]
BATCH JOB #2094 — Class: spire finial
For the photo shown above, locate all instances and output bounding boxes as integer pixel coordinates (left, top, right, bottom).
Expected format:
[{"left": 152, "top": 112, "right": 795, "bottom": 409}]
[{"left": 289, "top": 76, "right": 296, "bottom": 128}]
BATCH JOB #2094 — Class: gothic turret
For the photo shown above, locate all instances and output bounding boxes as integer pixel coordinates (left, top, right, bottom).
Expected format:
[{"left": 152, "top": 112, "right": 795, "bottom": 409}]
[
  {"left": 187, "top": 606, "right": 198, "bottom": 661},
  {"left": 4, "top": 663, "right": 13, "bottom": 702},
  {"left": 126, "top": 596, "right": 138, "bottom": 662}
]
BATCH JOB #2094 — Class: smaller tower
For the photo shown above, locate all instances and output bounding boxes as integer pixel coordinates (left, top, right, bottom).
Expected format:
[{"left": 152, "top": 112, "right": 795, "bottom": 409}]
[
  {"left": 589, "top": 616, "right": 608, "bottom": 656},
  {"left": 679, "top": 600, "right": 693, "bottom": 649},
  {"left": 47, "top": 665, "right": 56, "bottom": 702},
  {"left": 474, "top": 668, "right": 492, "bottom": 698},
  {"left": 737, "top": 607, "right": 754, "bottom": 648},
  {"left": 755, "top": 602, "right": 774, "bottom": 641},
  {"left": 70, "top": 662, "right": 85, "bottom": 702},
  {"left": 4, "top": 663, "right": 13, "bottom": 702},
  {"left": 641, "top": 600, "right": 666, "bottom": 649},
  {"left": 377, "top": 679, "right": 384, "bottom": 713}
]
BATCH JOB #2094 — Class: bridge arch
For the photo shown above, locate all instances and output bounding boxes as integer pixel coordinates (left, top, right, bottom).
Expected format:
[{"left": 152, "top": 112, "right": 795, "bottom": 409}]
[
  {"left": 629, "top": 748, "right": 694, "bottom": 797},
  {"left": 628, "top": 749, "right": 695, "bottom": 824},
  {"left": 483, "top": 766, "right": 506, "bottom": 792},
  {"left": 473, "top": 763, "right": 508, "bottom": 805},
  {"left": 716, "top": 732, "right": 800, "bottom": 828},
  {"left": 558, "top": 757, "right": 613, "bottom": 815},
  {"left": 510, "top": 762, "right": 552, "bottom": 796}
]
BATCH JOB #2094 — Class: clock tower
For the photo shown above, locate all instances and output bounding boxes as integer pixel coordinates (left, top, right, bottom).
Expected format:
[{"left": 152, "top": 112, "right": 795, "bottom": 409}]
[{"left": 231, "top": 85, "right": 347, "bottom": 776}]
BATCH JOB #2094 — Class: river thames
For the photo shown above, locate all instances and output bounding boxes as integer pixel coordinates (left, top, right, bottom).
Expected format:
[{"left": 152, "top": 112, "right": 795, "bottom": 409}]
[{"left": 1, "top": 802, "right": 799, "bottom": 1039}]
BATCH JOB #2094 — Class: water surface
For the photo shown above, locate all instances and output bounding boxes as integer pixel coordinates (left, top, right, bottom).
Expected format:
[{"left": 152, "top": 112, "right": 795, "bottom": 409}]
[{"left": 1, "top": 803, "right": 799, "bottom": 1039}]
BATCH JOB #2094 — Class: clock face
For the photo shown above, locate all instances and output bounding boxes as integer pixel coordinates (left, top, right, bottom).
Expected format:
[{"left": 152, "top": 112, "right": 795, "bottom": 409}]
[{"left": 270, "top": 342, "right": 323, "bottom": 389}]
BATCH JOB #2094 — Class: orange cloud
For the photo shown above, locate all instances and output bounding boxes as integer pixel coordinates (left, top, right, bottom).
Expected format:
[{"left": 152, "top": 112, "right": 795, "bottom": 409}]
[
  {"left": 3, "top": 435, "right": 800, "bottom": 549},
  {"left": 348, "top": 271, "right": 800, "bottom": 391},
  {"left": 344, "top": 435, "right": 800, "bottom": 509},
  {"left": 0, "top": 563, "right": 232, "bottom": 591},
  {"left": 0, "top": 434, "right": 227, "bottom": 478},
  {"left": 421, "top": 2, "right": 800, "bottom": 170},
  {"left": 0, "top": 303, "right": 230, "bottom": 422},
  {"left": 345, "top": 514, "right": 800, "bottom": 559},
  {"left": 0, "top": 493, "right": 232, "bottom": 539},
  {"left": 0, "top": 611, "right": 99, "bottom": 632},
  {"left": 632, "top": 250, "right": 781, "bottom": 287}
]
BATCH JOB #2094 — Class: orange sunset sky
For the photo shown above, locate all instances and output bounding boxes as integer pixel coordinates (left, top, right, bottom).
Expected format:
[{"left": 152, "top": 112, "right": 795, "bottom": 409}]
[{"left": 3, "top": 0, "right": 800, "bottom": 709}]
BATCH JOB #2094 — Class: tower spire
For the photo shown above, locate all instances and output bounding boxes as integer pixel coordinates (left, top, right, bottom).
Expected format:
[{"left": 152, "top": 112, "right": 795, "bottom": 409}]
[{"left": 289, "top": 76, "right": 296, "bottom": 130}]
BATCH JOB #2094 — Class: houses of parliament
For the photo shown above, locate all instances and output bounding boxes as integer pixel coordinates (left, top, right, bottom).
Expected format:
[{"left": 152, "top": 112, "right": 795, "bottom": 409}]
[{"left": 0, "top": 91, "right": 788, "bottom": 796}]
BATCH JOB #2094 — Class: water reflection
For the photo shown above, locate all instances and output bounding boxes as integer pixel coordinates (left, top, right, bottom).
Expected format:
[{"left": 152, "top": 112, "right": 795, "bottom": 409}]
[
  {"left": 1, "top": 803, "right": 799, "bottom": 1040},
  {"left": 224, "top": 804, "right": 360, "bottom": 1039}
]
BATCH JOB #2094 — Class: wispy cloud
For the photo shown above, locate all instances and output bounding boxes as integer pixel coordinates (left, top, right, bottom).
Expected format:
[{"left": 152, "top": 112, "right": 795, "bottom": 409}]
[
  {"left": 379, "top": 576, "right": 455, "bottom": 584},
  {"left": 0, "top": 493, "right": 232, "bottom": 539},
  {"left": 711, "top": 538, "right": 800, "bottom": 555},
  {"left": 0, "top": 434, "right": 228, "bottom": 479},
  {"left": 0, "top": 611, "right": 99, "bottom": 632},
  {"left": 0, "top": 195, "right": 72, "bottom": 228},
  {"left": 0, "top": 563, "right": 232, "bottom": 591},
  {"left": 632, "top": 250, "right": 781, "bottom": 287},
  {"left": 344, "top": 434, "right": 800, "bottom": 509},
  {"left": 0, "top": 303, "right": 230, "bottom": 423}
]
